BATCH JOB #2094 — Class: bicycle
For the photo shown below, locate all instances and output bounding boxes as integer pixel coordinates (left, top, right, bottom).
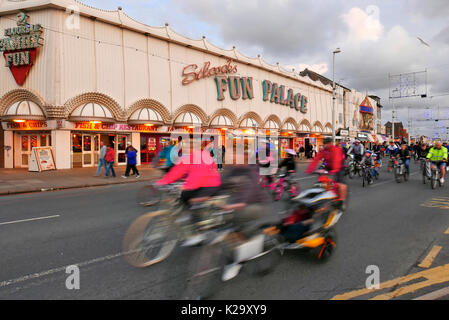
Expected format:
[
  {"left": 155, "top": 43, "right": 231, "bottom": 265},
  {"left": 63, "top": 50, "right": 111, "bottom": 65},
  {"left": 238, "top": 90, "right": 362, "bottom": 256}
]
[
  {"left": 362, "top": 165, "right": 374, "bottom": 187},
  {"left": 429, "top": 162, "right": 444, "bottom": 190},
  {"left": 420, "top": 158, "right": 430, "bottom": 184},
  {"left": 124, "top": 183, "right": 232, "bottom": 268},
  {"left": 394, "top": 159, "right": 409, "bottom": 183}
]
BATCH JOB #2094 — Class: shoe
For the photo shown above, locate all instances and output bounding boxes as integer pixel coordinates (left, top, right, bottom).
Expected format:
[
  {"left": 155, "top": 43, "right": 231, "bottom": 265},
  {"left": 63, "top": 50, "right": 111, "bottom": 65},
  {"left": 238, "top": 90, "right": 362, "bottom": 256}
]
[
  {"left": 441, "top": 178, "right": 445, "bottom": 184},
  {"left": 136, "top": 175, "right": 141, "bottom": 179},
  {"left": 122, "top": 176, "right": 128, "bottom": 179},
  {"left": 222, "top": 264, "right": 242, "bottom": 282},
  {"left": 182, "top": 234, "right": 207, "bottom": 247}
]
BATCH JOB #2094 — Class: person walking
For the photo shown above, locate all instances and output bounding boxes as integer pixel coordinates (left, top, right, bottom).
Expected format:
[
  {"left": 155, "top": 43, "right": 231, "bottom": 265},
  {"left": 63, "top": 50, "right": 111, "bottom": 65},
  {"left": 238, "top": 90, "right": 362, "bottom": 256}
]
[
  {"left": 95, "top": 141, "right": 107, "bottom": 177},
  {"left": 122, "top": 147, "right": 140, "bottom": 179},
  {"left": 105, "top": 144, "right": 116, "bottom": 178},
  {"left": 299, "top": 146, "right": 305, "bottom": 160}
]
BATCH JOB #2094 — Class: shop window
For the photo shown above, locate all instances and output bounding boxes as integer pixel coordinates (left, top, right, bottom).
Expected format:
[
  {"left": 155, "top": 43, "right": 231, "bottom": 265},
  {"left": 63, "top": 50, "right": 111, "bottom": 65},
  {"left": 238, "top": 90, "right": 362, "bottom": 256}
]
[
  {"left": 83, "top": 135, "right": 92, "bottom": 152},
  {"left": 40, "top": 135, "right": 47, "bottom": 147},
  {"left": 21, "top": 136, "right": 28, "bottom": 152},
  {"left": 72, "top": 134, "right": 82, "bottom": 153}
]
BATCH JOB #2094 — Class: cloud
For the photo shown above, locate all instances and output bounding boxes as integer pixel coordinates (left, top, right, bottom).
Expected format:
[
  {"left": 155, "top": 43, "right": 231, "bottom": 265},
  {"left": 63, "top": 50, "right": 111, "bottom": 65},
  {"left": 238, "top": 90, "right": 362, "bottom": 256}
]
[
  {"left": 172, "top": 0, "right": 344, "bottom": 61},
  {"left": 342, "top": 7, "right": 384, "bottom": 42}
]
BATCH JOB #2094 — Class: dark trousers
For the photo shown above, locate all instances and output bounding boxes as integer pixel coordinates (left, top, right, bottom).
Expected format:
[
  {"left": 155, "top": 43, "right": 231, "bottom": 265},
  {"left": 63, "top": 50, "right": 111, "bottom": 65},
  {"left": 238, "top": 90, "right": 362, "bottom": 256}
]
[{"left": 125, "top": 164, "right": 139, "bottom": 176}]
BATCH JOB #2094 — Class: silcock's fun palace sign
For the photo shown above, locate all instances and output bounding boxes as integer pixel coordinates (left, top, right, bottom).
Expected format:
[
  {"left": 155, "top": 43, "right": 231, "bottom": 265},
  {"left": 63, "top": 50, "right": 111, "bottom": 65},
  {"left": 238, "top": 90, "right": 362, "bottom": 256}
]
[{"left": 0, "top": 11, "right": 43, "bottom": 86}]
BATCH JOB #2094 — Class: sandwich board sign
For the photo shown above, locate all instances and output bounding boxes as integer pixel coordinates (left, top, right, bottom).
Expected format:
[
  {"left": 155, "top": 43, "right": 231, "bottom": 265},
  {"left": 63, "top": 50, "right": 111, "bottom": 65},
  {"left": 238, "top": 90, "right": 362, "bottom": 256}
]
[{"left": 29, "top": 147, "right": 56, "bottom": 172}]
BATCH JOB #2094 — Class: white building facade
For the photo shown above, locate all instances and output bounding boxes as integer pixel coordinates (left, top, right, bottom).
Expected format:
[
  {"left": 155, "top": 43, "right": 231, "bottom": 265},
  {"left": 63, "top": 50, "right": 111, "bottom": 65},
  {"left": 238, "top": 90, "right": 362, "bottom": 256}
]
[{"left": 0, "top": 0, "right": 377, "bottom": 169}]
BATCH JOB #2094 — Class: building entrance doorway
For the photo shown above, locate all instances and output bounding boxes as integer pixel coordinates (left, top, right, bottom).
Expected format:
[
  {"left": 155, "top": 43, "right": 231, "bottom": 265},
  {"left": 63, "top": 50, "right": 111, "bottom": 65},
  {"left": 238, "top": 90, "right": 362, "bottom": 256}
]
[{"left": 17, "top": 133, "right": 51, "bottom": 168}]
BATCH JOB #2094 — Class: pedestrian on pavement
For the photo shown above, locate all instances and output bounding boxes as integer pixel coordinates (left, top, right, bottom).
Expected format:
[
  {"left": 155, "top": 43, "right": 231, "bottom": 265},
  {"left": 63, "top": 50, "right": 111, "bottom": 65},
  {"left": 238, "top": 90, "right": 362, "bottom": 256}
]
[
  {"left": 95, "top": 141, "right": 107, "bottom": 177},
  {"left": 125, "top": 142, "right": 139, "bottom": 176},
  {"left": 105, "top": 144, "right": 116, "bottom": 178},
  {"left": 299, "top": 146, "right": 305, "bottom": 160},
  {"left": 123, "top": 147, "right": 140, "bottom": 179}
]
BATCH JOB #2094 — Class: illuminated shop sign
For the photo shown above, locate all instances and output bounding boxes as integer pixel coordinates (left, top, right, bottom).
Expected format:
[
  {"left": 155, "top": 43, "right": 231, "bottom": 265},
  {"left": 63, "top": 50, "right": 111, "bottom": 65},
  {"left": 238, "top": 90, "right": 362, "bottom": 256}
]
[
  {"left": 74, "top": 122, "right": 158, "bottom": 132},
  {"left": 214, "top": 76, "right": 308, "bottom": 114},
  {"left": 0, "top": 11, "right": 43, "bottom": 86},
  {"left": 262, "top": 80, "right": 308, "bottom": 114},
  {"left": 182, "top": 60, "right": 310, "bottom": 113},
  {"left": 5, "top": 120, "right": 47, "bottom": 130},
  {"left": 182, "top": 59, "right": 238, "bottom": 85}
]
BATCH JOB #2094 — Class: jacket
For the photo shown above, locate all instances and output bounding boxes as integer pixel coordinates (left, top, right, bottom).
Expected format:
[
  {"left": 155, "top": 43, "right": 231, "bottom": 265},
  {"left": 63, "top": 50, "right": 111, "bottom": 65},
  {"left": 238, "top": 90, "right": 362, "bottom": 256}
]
[
  {"left": 127, "top": 150, "right": 138, "bottom": 165},
  {"left": 105, "top": 148, "right": 115, "bottom": 163},
  {"left": 427, "top": 147, "right": 448, "bottom": 162},
  {"left": 157, "top": 150, "right": 221, "bottom": 191},
  {"left": 307, "top": 145, "right": 343, "bottom": 175}
]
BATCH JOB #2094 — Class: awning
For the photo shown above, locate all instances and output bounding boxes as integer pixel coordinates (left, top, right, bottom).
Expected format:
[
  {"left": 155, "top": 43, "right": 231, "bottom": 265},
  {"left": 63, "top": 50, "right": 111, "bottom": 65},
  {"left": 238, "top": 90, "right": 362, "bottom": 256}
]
[
  {"left": 376, "top": 134, "right": 385, "bottom": 144},
  {"left": 367, "top": 135, "right": 375, "bottom": 142}
]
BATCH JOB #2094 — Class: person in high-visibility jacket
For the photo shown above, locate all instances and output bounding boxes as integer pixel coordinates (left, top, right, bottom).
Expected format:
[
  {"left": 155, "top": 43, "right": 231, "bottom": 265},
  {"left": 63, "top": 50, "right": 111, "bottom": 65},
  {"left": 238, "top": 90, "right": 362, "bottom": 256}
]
[{"left": 427, "top": 141, "right": 448, "bottom": 184}]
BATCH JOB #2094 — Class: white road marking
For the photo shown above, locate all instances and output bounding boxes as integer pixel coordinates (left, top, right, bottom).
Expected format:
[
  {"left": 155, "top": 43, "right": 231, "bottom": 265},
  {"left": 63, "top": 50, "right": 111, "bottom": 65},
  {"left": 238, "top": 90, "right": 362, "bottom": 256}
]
[
  {"left": 0, "top": 251, "right": 132, "bottom": 288},
  {"left": 372, "top": 172, "right": 419, "bottom": 188},
  {"left": 0, "top": 215, "right": 60, "bottom": 226},
  {"left": 414, "top": 286, "right": 449, "bottom": 300}
]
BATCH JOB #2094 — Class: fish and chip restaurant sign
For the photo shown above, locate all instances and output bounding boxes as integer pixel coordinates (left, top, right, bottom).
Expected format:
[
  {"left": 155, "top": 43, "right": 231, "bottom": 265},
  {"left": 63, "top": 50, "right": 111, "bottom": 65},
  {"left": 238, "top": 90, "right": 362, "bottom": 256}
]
[
  {"left": 73, "top": 122, "right": 158, "bottom": 132},
  {"left": 182, "top": 59, "right": 308, "bottom": 114},
  {"left": 0, "top": 11, "right": 43, "bottom": 86}
]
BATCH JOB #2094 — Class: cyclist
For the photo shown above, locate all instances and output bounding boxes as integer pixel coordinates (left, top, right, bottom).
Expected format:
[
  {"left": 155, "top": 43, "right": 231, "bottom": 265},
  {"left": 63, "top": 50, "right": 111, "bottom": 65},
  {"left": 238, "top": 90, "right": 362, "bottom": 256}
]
[
  {"left": 360, "top": 150, "right": 377, "bottom": 183},
  {"left": 306, "top": 137, "right": 347, "bottom": 205},
  {"left": 417, "top": 143, "right": 430, "bottom": 178},
  {"left": 426, "top": 141, "right": 448, "bottom": 185},
  {"left": 397, "top": 143, "right": 411, "bottom": 175},
  {"left": 279, "top": 149, "right": 297, "bottom": 175},
  {"left": 386, "top": 141, "right": 399, "bottom": 171},
  {"left": 347, "top": 140, "right": 365, "bottom": 163},
  {"left": 156, "top": 146, "right": 222, "bottom": 205},
  {"left": 417, "top": 143, "right": 430, "bottom": 160}
]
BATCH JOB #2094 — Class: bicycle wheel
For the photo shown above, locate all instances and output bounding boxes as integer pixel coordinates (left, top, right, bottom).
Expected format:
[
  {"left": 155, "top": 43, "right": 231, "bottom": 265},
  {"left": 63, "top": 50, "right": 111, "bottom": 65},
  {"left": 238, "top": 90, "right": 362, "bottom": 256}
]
[
  {"left": 431, "top": 171, "right": 437, "bottom": 190},
  {"left": 123, "top": 211, "right": 179, "bottom": 268},
  {"left": 362, "top": 172, "right": 366, "bottom": 188},
  {"left": 358, "top": 166, "right": 363, "bottom": 177},
  {"left": 183, "top": 243, "right": 228, "bottom": 300},
  {"left": 395, "top": 167, "right": 402, "bottom": 183},
  {"left": 348, "top": 165, "right": 355, "bottom": 179},
  {"left": 404, "top": 166, "right": 409, "bottom": 182}
]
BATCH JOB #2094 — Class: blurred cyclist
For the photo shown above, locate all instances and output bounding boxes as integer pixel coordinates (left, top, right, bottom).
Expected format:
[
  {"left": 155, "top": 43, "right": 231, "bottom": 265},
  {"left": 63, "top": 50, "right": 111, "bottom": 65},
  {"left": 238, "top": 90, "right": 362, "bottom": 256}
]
[
  {"left": 426, "top": 141, "right": 448, "bottom": 184},
  {"left": 306, "top": 137, "right": 347, "bottom": 204},
  {"left": 156, "top": 143, "right": 221, "bottom": 205}
]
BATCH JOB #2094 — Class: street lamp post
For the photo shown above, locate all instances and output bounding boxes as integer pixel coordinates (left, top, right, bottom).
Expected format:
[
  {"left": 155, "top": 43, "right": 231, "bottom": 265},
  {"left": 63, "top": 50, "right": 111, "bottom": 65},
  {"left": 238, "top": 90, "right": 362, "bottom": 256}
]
[{"left": 332, "top": 48, "right": 341, "bottom": 144}]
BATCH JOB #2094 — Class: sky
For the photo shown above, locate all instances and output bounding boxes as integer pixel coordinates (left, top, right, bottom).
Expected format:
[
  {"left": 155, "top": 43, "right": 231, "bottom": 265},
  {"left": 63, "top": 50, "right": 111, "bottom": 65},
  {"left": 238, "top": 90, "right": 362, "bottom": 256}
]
[{"left": 79, "top": 0, "right": 449, "bottom": 138}]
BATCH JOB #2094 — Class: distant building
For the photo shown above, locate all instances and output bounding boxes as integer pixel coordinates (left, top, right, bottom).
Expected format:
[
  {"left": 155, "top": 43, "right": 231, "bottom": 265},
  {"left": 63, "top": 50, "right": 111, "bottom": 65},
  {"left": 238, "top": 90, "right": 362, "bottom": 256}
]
[{"left": 385, "top": 122, "right": 409, "bottom": 141}]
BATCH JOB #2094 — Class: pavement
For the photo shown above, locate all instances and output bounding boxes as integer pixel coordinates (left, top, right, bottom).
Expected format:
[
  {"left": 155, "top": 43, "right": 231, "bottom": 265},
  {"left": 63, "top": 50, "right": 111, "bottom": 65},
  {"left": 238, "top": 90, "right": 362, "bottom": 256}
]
[
  {"left": 0, "top": 159, "right": 313, "bottom": 196},
  {"left": 1, "top": 161, "right": 448, "bottom": 300},
  {"left": 0, "top": 166, "right": 158, "bottom": 196}
]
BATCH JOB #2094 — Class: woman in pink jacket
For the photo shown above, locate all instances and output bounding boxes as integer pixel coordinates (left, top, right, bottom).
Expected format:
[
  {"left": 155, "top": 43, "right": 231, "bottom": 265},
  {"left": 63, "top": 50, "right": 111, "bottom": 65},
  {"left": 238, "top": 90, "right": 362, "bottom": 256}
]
[{"left": 157, "top": 148, "right": 221, "bottom": 205}]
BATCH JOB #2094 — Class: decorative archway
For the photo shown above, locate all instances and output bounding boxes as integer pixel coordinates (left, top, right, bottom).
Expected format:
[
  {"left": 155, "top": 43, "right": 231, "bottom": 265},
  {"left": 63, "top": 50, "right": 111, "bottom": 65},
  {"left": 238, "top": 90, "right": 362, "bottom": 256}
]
[
  {"left": 281, "top": 117, "right": 298, "bottom": 132},
  {"left": 262, "top": 115, "right": 282, "bottom": 130},
  {"left": 208, "top": 108, "right": 237, "bottom": 128},
  {"left": 298, "top": 119, "right": 312, "bottom": 132},
  {"left": 0, "top": 89, "right": 46, "bottom": 118},
  {"left": 172, "top": 104, "right": 208, "bottom": 126},
  {"left": 237, "top": 112, "right": 263, "bottom": 129},
  {"left": 127, "top": 99, "right": 171, "bottom": 125},
  {"left": 313, "top": 121, "right": 324, "bottom": 133},
  {"left": 324, "top": 123, "right": 333, "bottom": 134},
  {"left": 64, "top": 92, "right": 123, "bottom": 121}
]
